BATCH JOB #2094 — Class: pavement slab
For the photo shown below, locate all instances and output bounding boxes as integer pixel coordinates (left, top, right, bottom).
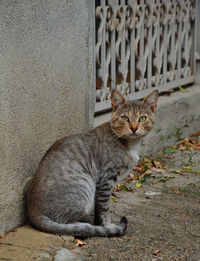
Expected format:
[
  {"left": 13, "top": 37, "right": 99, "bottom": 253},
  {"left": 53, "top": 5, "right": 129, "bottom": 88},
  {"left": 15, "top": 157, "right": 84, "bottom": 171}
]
[{"left": 0, "top": 225, "right": 74, "bottom": 261}]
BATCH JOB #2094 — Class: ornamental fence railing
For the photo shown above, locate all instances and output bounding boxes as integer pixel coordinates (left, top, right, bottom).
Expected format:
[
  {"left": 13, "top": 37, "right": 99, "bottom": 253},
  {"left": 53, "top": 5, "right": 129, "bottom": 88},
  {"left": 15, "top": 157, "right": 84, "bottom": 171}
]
[{"left": 95, "top": 0, "right": 196, "bottom": 113}]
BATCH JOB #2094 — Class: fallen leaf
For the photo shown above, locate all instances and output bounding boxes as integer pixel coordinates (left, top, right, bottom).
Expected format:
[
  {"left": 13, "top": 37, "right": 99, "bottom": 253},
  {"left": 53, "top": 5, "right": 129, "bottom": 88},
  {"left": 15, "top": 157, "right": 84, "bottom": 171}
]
[
  {"left": 138, "top": 172, "right": 153, "bottom": 183},
  {"left": 193, "top": 130, "right": 200, "bottom": 137},
  {"left": 178, "top": 85, "right": 186, "bottom": 92},
  {"left": 144, "top": 169, "right": 153, "bottom": 175},
  {"left": 0, "top": 233, "right": 7, "bottom": 238},
  {"left": 152, "top": 249, "right": 160, "bottom": 255},
  {"left": 113, "top": 184, "right": 120, "bottom": 192},
  {"left": 164, "top": 148, "right": 176, "bottom": 154},
  {"left": 129, "top": 173, "right": 136, "bottom": 180},
  {"left": 75, "top": 239, "right": 86, "bottom": 247},
  {"left": 134, "top": 166, "right": 144, "bottom": 173},
  {"left": 183, "top": 166, "right": 193, "bottom": 172},
  {"left": 173, "top": 189, "right": 180, "bottom": 194},
  {"left": 176, "top": 143, "right": 188, "bottom": 151},
  {"left": 118, "top": 184, "right": 134, "bottom": 193},
  {"left": 152, "top": 168, "right": 165, "bottom": 173},
  {"left": 152, "top": 160, "right": 163, "bottom": 168},
  {"left": 170, "top": 169, "right": 185, "bottom": 175},
  {"left": 111, "top": 196, "right": 117, "bottom": 203},
  {"left": 175, "top": 137, "right": 200, "bottom": 151},
  {"left": 158, "top": 175, "right": 173, "bottom": 183},
  {"left": 135, "top": 182, "right": 142, "bottom": 188}
]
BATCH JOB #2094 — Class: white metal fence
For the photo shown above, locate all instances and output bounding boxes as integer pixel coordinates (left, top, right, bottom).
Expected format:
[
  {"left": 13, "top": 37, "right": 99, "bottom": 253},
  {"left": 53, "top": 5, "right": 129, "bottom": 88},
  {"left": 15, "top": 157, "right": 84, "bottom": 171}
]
[{"left": 95, "top": 0, "right": 196, "bottom": 113}]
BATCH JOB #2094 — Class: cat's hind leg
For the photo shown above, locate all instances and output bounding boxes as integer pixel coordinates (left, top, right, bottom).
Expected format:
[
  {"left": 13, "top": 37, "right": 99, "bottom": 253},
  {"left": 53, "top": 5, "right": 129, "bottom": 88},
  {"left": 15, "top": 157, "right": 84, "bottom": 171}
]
[{"left": 94, "top": 179, "right": 126, "bottom": 228}]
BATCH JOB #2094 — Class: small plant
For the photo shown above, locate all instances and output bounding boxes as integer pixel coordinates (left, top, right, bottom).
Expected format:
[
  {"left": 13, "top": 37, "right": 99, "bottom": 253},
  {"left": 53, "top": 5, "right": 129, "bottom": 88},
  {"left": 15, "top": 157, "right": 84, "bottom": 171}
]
[
  {"left": 174, "top": 127, "right": 183, "bottom": 141},
  {"left": 163, "top": 147, "right": 176, "bottom": 155},
  {"left": 180, "top": 183, "right": 195, "bottom": 193},
  {"left": 156, "top": 128, "right": 161, "bottom": 133},
  {"left": 158, "top": 175, "right": 174, "bottom": 183}
]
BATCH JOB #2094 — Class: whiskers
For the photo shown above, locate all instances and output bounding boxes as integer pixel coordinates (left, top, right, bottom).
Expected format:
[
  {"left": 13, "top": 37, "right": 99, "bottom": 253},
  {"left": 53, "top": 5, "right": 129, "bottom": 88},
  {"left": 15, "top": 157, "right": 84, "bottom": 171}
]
[{"left": 109, "top": 131, "right": 126, "bottom": 142}]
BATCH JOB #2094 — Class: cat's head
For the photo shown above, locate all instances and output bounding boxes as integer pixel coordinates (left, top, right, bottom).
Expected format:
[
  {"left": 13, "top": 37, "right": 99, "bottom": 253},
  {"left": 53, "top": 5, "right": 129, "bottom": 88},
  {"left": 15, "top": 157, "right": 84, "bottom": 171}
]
[{"left": 110, "top": 90, "right": 159, "bottom": 140}]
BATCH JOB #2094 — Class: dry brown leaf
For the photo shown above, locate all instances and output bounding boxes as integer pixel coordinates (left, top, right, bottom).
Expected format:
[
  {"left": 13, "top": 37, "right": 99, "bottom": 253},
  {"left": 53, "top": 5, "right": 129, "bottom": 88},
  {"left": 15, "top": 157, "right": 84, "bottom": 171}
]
[
  {"left": 171, "top": 169, "right": 185, "bottom": 175},
  {"left": 173, "top": 189, "right": 180, "bottom": 194},
  {"left": 129, "top": 173, "right": 135, "bottom": 180},
  {"left": 75, "top": 239, "right": 86, "bottom": 247},
  {"left": 134, "top": 166, "right": 144, "bottom": 173},
  {"left": 152, "top": 249, "right": 160, "bottom": 255},
  {"left": 143, "top": 169, "right": 153, "bottom": 175},
  {"left": 193, "top": 130, "right": 200, "bottom": 137},
  {"left": 175, "top": 136, "right": 200, "bottom": 151},
  {"left": 184, "top": 140, "right": 199, "bottom": 150},
  {"left": 152, "top": 168, "right": 165, "bottom": 173},
  {"left": 113, "top": 184, "right": 121, "bottom": 192},
  {"left": 176, "top": 143, "right": 187, "bottom": 151},
  {"left": 153, "top": 160, "right": 163, "bottom": 168}
]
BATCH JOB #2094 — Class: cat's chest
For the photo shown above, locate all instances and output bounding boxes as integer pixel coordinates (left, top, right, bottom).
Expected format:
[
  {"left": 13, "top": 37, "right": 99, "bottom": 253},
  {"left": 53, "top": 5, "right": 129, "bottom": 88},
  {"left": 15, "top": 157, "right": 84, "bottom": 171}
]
[{"left": 127, "top": 141, "right": 140, "bottom": 166}]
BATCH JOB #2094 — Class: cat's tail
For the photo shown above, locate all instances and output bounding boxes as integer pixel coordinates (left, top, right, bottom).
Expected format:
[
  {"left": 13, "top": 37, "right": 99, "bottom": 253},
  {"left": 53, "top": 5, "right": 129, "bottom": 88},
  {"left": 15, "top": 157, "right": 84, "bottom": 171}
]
[{"left": 31, "top": 214, "right": 127, "bottom": 238}]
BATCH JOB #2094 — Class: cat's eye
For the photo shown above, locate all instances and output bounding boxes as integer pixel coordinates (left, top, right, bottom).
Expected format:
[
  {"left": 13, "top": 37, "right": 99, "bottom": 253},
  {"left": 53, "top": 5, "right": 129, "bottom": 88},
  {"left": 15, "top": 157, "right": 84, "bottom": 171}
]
[
  {"left": 121, "top": 116, "right": 129, "bottom": 122},
  {"left": 139, "top": 116, "right": 147, "bottom": 122}
]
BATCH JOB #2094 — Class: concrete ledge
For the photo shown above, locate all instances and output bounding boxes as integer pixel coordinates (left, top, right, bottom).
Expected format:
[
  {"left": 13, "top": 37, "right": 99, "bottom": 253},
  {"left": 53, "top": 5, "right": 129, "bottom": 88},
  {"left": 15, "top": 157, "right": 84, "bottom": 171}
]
[{"left": 94, "top": 85, "right": 200, "bottom": 156}]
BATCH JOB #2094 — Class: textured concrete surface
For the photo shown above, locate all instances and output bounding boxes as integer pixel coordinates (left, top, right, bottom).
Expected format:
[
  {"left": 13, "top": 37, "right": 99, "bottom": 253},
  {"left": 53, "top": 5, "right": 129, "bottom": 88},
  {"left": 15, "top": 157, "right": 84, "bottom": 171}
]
[
  {"left": 0, "top": 0, "right": 94, "bottom": 233},
  {"left": 54, "top": 248, "right": 84, "bottom": 261},
  {"left": 0, "top": 225, "right": 86, "bottom": 261},
  {"left": 94, "top": 85, "right": 200, "bottom": 156},
  {"left": 0, "top": 225, "right": 75, "bottom": 260}
]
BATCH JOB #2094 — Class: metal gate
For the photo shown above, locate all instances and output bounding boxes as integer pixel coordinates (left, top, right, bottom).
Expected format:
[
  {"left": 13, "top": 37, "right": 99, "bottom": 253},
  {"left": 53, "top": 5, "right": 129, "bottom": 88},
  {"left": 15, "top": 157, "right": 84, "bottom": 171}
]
[{"left": 95, "top": 0, "right": 196, "bottom": 113}]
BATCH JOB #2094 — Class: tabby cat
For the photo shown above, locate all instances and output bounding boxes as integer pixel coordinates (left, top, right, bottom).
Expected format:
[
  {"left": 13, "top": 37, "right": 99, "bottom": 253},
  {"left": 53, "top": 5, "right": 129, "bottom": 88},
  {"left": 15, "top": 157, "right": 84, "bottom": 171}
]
[{"left": 27, "top": 89, "right": 158, "bottom": 237}]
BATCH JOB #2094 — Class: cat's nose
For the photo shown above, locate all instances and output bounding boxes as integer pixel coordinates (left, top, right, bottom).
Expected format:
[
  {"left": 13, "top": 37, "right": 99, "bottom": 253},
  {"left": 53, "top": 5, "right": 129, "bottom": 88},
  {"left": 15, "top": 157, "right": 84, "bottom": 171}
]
[
  {"left": 130, "top": 122, "right": 138, "bottom": 133},
  {"left": 131, "top": 127, "right": 138, "bottom": 133}
]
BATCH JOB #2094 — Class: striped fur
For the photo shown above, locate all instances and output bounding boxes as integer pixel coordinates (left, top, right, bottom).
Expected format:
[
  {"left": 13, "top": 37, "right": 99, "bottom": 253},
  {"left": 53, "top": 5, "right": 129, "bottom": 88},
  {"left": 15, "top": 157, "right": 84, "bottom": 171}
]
[{"left": 26, "top": 90, "right": 158, "bottom": 237}]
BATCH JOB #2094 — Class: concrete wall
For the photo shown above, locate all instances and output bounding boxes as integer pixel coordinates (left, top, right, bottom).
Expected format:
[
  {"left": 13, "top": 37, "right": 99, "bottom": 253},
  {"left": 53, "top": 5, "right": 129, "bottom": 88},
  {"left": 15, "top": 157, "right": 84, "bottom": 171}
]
[{"left": 0, "top": 0, "right": 95, "bottom": 233}]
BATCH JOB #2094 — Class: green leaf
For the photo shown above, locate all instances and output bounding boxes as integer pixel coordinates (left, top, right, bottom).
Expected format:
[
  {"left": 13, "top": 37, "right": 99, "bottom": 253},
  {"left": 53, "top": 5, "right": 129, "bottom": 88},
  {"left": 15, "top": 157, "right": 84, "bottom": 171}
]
[
  {"left": 119, "top": 184, "right": 134, "bottom": 193},
  {"left": 183, "top": 166, "right": 193, "bottom": 172},
  {"left": 164, "top": 148, "right": 176, "bottom": 154},
  {"left": 170, "top": 169, "right": 185, "bottom": 175},
  {"left": 111, "top": 197, "right": 117, "bottom": 203},
  {"left": 135, "top": 182, "right": 142, "bottom": 188},
  {"left": 158, "top": 175, "right": 174, "bottom": 183},
  {"left": 178, "top": 85, "right": 186, "bottom": 92}
]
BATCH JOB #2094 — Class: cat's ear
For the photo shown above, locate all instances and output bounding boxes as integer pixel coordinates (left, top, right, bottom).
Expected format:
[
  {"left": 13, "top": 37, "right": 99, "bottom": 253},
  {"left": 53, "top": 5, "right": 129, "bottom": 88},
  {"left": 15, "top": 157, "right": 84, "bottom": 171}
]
[
  {"left": 111, "top": 90, "right": 125, "bottom": 111},
  {"left": 143, "top": 90, "right": 159, "bottom": 113}
]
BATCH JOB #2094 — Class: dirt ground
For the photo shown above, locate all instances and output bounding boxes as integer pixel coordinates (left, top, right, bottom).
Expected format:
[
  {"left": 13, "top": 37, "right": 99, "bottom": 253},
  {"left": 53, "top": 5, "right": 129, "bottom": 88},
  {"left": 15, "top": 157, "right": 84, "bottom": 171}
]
[
  {"left": 81, "top": 141, "right": 200, "bottom": 261},
  {"left": 0, "top": 137, "right": 200, "bottom": 261}
]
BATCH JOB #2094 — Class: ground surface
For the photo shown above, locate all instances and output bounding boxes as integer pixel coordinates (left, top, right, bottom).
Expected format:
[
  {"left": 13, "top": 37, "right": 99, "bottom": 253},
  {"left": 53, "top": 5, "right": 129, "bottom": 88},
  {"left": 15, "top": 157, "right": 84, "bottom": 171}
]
[{"left": 0, "top": 136, "right": 200, "bottom": 261}]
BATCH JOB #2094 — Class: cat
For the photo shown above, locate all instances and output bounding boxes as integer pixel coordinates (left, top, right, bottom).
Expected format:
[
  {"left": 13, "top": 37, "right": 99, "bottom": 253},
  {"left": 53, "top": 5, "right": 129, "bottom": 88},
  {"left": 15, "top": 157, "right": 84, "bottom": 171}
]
[{"left": 26, "top": 89, "right": 158, "bottom": 238}]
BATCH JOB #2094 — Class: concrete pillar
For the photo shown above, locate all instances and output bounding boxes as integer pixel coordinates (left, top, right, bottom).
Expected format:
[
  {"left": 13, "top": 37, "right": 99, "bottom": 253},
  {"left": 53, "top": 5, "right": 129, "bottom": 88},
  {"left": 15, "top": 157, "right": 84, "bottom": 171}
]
[{"left": 0, "top": 0, "right": 95, "bottom": 233}]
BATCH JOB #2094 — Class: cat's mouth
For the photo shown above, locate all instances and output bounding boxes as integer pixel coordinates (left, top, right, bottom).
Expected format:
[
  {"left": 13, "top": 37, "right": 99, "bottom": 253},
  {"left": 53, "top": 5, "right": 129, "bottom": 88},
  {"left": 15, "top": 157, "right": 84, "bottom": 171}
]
[
  {"left": 128, "top": 131, "right": 146, "bottom": 139},
  {"left": 127, "top": 132, "right": 140, "bottom": 139}
]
